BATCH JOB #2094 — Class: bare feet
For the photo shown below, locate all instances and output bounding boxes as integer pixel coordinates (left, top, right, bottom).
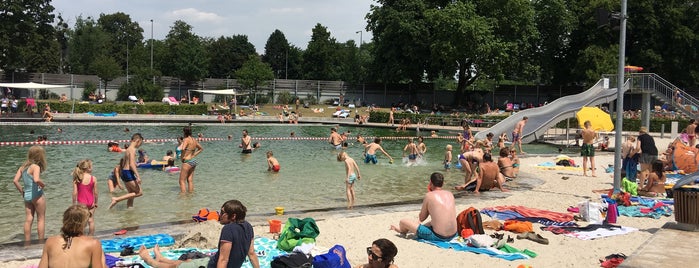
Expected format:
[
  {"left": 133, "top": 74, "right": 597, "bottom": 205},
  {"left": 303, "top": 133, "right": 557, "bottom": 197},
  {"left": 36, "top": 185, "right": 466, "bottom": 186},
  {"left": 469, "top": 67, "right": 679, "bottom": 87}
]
[
  {"left": 109, "top": 197, "right": 118, "bottom": 209},
  {"left": 138, "top": 245, "right": 150, "bottom": 260},
  {"left": 389, "top": 225, "right": 402, "bottom": 233},
  {"left": 153, "top": 244, "right": 164, "bottom": 260}
]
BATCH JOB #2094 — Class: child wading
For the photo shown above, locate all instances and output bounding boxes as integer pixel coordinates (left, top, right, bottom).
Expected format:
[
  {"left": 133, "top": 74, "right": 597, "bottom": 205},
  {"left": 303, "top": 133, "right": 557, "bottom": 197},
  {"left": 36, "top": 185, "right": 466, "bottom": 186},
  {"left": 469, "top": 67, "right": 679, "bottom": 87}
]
[
  {"left": 338, "top": 151, "right": 362, "bottom": 209},
  {"left": 72, "top": 159, "right": 98, "bottom": 236}
]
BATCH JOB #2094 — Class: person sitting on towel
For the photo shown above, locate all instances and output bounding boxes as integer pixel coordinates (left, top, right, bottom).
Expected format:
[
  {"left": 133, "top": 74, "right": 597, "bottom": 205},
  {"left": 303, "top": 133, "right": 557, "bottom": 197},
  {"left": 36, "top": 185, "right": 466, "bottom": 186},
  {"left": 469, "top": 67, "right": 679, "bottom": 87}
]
[
  {"left": 358, "top": 238, "right": 399, "bottom": 268},
  {"left": 390, "top": 172, "right": 457, "bottom": 241}
]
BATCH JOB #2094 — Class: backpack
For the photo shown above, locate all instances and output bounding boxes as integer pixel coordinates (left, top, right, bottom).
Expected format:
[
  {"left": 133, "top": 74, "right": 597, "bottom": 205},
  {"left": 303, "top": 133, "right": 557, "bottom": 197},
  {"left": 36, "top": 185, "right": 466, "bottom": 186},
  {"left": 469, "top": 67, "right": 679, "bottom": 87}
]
[
  {"left": 277, "top": 218, "right": 320, "bottom": 251},
  {"left": 312, "top": 244, "right": 351, "bottom": 268},
  {"left": 457, "top": 207, "right": 484, "bottom": 236}
]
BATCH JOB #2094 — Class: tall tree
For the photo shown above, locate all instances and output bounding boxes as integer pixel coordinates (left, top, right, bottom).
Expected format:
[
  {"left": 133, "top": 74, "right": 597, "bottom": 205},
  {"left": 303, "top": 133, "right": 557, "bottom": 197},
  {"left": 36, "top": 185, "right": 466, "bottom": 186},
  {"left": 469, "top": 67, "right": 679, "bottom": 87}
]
[
  {"left": 97, "top": 12, "right": 144, "bottom": 72},
  {"left": 91, "top": 54, "right": 121, "bottom": 97},
  {"left": 163, "top": 20, "right": 208, "bottom": 85},
  {"left": 532, "top": 0, "right": 575, "bottom": 85},
  {"left": 302, "top": 23, "right": 339, "bottom": 80},
  {"left": 262, "top": 29, "right": 290, "bottom": 79},
  {"left": 117, "top": 67, "right": 163, "bottom": 101},
  {"left": 366, "top": 0, "right": 431, "bottom": 83},
  {"left": 236, "top": 55, "right": 274, "bottom": 104},
  {"left": 206, "top": 35, "right": 256, "bottom": 78},
  {"left": 0, "top": 0, "right": 60, "bottom": 72},
  {"left": 67, "top": 16, "right": 110, "bottom": 74}
]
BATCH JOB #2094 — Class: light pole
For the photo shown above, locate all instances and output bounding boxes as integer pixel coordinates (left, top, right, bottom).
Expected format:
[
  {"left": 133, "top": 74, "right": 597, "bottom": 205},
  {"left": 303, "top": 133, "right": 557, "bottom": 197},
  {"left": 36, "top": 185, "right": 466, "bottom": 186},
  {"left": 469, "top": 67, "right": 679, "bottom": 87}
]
[
  {"left": 150, "top": 19, "right": 154, "bottom": 84},
  {"left": 285, "top": 47, "right": 288, "bottom": 79},
  {"left": 612, "top": 0, "right": 628, "bottom": 194},
  {"left": 355, "top": 30, "right": 363, "bottom": 47}
]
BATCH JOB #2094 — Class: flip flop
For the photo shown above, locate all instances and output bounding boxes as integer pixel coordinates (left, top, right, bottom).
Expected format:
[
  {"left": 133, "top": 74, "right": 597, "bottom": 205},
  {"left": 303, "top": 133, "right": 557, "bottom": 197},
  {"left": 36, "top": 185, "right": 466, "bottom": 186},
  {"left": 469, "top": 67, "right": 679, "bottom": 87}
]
[
  {"left": 114, "top": 229, "right": 127, "bottom": 235},
  {"left": 527, "top": 232, "right": 549, "bottom": 245}
]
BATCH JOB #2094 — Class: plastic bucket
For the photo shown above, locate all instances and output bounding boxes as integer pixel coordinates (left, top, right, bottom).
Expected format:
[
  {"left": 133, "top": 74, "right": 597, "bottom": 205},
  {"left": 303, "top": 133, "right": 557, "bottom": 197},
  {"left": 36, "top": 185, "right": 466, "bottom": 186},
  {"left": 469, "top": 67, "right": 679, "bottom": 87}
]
[
  {"left": 606, "top": 203, "right": 618, "bottom": 224},
  {"left": 275, "top": 207, "right": 284, "bottom": 215},
  {"left": 269, "top": 219, "right": 282, "bottom": 233}
]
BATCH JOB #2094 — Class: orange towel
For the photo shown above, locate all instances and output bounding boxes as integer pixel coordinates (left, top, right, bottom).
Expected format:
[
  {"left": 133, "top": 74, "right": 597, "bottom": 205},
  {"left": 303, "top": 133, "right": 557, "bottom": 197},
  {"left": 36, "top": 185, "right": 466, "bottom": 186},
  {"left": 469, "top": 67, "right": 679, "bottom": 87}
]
[{"left": 503, "top": 220, "right": 533, "bottom": 233}]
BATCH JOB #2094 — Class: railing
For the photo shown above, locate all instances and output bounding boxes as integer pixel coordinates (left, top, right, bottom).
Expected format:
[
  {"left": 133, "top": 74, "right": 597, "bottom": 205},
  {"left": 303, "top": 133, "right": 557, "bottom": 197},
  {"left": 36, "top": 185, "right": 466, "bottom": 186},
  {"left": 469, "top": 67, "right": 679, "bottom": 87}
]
[{"left": 602, "top": 73, "right": 698, "bottom": 117}]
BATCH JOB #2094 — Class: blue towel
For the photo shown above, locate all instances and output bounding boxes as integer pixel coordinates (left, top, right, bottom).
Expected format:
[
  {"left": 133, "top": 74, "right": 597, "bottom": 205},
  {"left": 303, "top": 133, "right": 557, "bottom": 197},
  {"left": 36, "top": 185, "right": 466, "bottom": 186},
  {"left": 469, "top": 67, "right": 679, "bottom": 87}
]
[
  {"left": 416, "top": 238, "right": 529, "bottom": 261},
  {"left": 617, "top": 205, "right": 673, "bottom": 219},
  {"left": 481, "top": 209, "right": 523, "bottom": 220}
]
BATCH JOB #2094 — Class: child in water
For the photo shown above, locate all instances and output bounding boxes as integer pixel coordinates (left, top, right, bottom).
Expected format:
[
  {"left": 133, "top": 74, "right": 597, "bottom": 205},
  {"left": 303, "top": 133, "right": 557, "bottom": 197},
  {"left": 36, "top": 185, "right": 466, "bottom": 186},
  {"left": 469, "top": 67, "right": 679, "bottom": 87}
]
[
  {"left": 266, "top": 151, "right": 280, "bottom": 172},
  {"left": 444, "top": 144, "right": 453, "bottom": 170},
  {"left": 107, "top": 159, "right": 124, "bottom": 193},
  {"left": 12, "top": 145, "right": 47, "bottom": 242},
  {"left": 338, "top": 151, "right": 361, "bottom": 209},
  {"left": 72, "top": 159, "right": 98, "bottom": 236}
]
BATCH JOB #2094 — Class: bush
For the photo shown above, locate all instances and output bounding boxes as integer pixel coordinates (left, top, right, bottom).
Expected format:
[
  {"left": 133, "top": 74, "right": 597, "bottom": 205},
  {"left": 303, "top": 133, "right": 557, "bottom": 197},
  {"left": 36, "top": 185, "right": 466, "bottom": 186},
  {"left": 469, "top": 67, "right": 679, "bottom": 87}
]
[
  {"left": 37, "top": 100, "right": 208, "bottom": 115},
  {"left": 276, "top": 91, "right": 294, "bottom": 104},
  {"left": 82, "top": 81, "right": 97, "bottom": 101}
]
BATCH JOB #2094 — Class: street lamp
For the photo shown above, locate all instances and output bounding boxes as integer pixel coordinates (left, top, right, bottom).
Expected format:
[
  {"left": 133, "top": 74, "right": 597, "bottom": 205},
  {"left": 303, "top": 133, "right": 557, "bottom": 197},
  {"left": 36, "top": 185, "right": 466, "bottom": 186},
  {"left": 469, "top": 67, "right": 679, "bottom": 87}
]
[
  {"left": 355, "top": 30, "right": 363, "bottom": 48},
  {"left": 150, "top": 19, "right": 154, "bottom": 84}
]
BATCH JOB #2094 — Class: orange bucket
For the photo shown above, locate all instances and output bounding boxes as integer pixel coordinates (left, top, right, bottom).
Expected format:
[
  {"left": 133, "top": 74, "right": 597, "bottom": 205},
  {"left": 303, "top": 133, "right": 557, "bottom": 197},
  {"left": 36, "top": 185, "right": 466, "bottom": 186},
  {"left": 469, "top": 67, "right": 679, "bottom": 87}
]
[{"left": 269, "top": 219, "right": 282, "bottom": 233}]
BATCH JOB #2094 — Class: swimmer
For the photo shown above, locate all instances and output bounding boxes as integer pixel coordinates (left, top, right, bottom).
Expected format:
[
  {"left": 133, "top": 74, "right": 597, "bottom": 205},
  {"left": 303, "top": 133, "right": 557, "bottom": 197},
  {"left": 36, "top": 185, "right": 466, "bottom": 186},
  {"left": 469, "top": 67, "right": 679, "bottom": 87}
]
[
  {"left": 338, "top": 151, "right": 361, "bottom": 209},
  {"left": 180, "top": 126, "right": 203, "bottom": 193},
  {"left": 417, "top": 136, "right": 427, "bottom": 157},
  {"left": 266, "top": 151, "right": 280, "bottom": 172},
  {"left": 110, "top": 133, "right": 144, "bottom": 209},
  {"left": 240, "top": 129, "right": 253, "bottom": 154},
  {"left": 403, "top": 138, "right": 419, "bottom": 164},
  {"left": 444, "top": 144, "right": 453, "bottom": 170},
  {"left": 329, "top": 127, "right": 343, "bottom": 150},
  {"left": 364, "top": 138, "right": 394, "bottom": 164}
]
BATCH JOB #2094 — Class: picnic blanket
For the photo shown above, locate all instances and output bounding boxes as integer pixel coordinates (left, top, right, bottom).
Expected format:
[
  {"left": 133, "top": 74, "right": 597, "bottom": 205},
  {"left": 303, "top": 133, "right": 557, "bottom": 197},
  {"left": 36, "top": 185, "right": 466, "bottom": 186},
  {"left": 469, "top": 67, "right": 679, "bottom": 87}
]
[
  {"left": 482, "top": 206, "right": 575, "bottom": 223},
  {"left": 120, "top": 237, "right": 285, "bottom": 268},
  {"left": 416, "top": 237, "right": 530, "bottom": 261},
  {"left": 541, "top": 224, "right": 638, "bottom": 240}
]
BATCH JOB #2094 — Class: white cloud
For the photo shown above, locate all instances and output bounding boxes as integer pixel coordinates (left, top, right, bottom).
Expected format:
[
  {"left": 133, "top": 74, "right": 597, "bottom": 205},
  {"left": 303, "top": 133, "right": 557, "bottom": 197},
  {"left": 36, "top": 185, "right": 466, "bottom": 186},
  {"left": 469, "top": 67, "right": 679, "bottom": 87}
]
[{"left": 167, "top": 8, "right": 225, "bottom": 23}]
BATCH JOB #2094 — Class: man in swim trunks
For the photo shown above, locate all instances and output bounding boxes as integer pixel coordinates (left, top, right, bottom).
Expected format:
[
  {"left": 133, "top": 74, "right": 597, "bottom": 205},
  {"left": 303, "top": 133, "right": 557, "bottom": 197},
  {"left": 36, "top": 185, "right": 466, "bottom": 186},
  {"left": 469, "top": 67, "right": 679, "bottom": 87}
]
[
  {"left": 328, "top": 127, "right": 343, "bottom": 150},
  {"left": 110, "top": 133, "right": 145, "bottom": 209},
  {"left": 266, "top": 151, "right": 280, "bottom": 172},
  {"left": 364, "top": 138, "right": 394, "bottom": 164},
  {"left": 390, "top": 172, "right": 457, "bottom": 241},
  {"left": 512, "top": 116, "right": 528, "bottom": 154},
  {"left": 581, "top": 120, "right": 597, "bottom": 177},
  {"left": 403, "top": 138, "right": 419, "bottom": 164},
  {"left": 240, "top": 129, "right": 253, "bottom": 154}
]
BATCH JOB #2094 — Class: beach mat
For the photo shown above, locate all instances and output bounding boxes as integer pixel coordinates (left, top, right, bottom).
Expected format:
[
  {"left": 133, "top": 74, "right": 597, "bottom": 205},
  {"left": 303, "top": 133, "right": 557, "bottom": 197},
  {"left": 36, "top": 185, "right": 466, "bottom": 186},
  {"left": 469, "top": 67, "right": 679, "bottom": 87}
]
[
  {"left": 416, "top": 237, "right": 530, "bottom": 261},
  {"left": 120, "top": 236, "right": 285, "bottom": 268},
  {"left": 600, "top": 194, "right": 674, "bottom": 205},
  {"left": 101, "top": 233, "right": 175, "bottom": 253}
]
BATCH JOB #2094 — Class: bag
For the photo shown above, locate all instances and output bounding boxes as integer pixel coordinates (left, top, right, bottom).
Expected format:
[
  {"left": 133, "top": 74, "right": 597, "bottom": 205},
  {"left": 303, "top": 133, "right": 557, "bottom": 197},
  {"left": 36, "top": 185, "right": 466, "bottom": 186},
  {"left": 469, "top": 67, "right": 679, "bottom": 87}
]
[
  {"left": 578, "top": 200, "right": 607, "bottom": 224},
  {"left": 456, "top": 207, "right": 484, "bottom": 236},
  {"left": 270, "top": 252, "right": 312, "bottom": 268},
  {"left": 312, "top": 244, "right": 351, "bottom": 268},
  {"left": 277, "top": 218, "right": 320, "bottom": 251}
]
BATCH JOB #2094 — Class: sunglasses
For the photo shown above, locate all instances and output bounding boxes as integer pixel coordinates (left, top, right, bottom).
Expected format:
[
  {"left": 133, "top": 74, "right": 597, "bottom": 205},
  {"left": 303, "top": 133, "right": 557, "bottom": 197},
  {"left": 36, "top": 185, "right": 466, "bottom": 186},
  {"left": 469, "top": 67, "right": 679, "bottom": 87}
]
[{"left": 366, "top": 247, "right": 381, "bottom": 261}]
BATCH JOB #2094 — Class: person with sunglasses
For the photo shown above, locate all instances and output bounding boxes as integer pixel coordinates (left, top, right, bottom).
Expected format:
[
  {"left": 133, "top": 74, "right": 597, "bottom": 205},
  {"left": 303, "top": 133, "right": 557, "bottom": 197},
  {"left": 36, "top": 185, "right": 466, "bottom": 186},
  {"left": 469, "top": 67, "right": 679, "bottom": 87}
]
[
  {"left": 358, "top": 238, "right": 398, "bottom": 268},
  {"left": 209, "top": 199, "right": 259, "bottom": 268}
]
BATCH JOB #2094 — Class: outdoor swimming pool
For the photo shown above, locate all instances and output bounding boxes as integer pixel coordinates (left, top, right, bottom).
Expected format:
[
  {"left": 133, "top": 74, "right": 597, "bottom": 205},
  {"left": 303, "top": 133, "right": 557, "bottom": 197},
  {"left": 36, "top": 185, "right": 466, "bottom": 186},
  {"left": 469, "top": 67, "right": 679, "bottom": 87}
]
[{"left": 0, "top": 123, "right": 557, "bottom": 243}]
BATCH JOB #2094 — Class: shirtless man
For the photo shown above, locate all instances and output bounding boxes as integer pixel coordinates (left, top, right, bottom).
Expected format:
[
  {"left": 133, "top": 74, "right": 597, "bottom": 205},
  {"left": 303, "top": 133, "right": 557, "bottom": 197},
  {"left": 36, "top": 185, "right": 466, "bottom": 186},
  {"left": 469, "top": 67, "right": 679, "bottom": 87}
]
[
  {"left": 364, "top": 138, "right": 394, "bottom": 164},
  {"left": 388, "top": 107, "right": 395, "bottom": 126},
  {"left": 240, "top": 129, "right": 253, "bottom": 154},
  {"left": 686, "top": 119, "right": 696, "bottom": 147},
  {"left": 476, "top": 132, "right": 494, "bottom": 153},
  {"left": 328, "top": 128, "right": 343, "bottom": 150},
  {"left": 110, "top": 133, "right": 144, "bottom": 209},
  {"left": 416, "top": 136, "right": 427, "bottom": 157},
  {"left": 455, "top": 153, "right": 508, "bottom": 194},
  {"left": 458, "top": 148, "right": 485, "bottom": 186},
  {"left": 390, "top": 172, "right": 457, "bottom": 241},
  {"left": 403, "top": 138, "right": 419, "bottom": 164},
  {"left": 512, "top": 116, "right": 528, "bottom": 154},
  {"left": 581, "top": 120, "right": 597, "bottom": 177}
]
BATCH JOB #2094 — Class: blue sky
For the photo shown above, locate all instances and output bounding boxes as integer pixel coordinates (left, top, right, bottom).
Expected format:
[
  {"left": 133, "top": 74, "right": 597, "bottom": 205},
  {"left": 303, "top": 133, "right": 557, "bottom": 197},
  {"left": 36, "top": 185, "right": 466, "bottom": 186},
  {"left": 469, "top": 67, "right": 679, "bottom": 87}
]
[{"left": 52, "top": 0, "right": 375, "bottom": 53}]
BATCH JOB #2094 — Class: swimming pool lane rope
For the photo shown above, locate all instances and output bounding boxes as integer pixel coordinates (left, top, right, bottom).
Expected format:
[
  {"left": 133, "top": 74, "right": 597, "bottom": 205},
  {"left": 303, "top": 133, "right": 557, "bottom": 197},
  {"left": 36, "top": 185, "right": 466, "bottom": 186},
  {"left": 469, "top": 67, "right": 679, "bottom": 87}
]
[{"left": 0, "top": 136, "right": 460, "bottom": 147}]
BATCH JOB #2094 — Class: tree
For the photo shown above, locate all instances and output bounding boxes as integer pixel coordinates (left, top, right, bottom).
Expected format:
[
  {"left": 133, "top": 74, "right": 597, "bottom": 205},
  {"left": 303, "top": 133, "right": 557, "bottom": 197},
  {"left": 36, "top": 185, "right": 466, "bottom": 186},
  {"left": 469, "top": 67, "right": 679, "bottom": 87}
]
[
  {"left": 0, "top": 0, "right": 60, "bottom": 72},
  {"left": 236, "top": 55, "right": 274, "bottom": 104},
  {"left": 206, "top": 35, "right": 256, "bottom": 78},
  {"left": 262, "top": 30, "right": 290, "bottom": 78},
  {"left": 117, "top": 67, "right": 163, "bottom": 101},
  {"left": 532, "top": 0, "right": 575, "bottom": 85},
  {"left": 302, "top": 23, "right": 340, "bottom": 80},
  {"left": 97, "top": 12, "right": 144, "bottom": 72},
  {"left": 163, "top": 20, "right": 208, "bottom": 84},
  {"left": 67, "top": 16, "right": 109, "bottom": 74},
  {"left": 91, "top": 54, "right": 121, "bottom": 97}
]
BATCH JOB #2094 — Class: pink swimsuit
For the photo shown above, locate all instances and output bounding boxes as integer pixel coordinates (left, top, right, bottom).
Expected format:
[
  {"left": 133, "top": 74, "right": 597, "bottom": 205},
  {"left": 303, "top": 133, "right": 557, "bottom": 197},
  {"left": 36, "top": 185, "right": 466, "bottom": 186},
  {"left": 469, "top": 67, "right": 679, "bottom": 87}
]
[{"left": 77, "top": 176, "right": 96, "bottom": 208}]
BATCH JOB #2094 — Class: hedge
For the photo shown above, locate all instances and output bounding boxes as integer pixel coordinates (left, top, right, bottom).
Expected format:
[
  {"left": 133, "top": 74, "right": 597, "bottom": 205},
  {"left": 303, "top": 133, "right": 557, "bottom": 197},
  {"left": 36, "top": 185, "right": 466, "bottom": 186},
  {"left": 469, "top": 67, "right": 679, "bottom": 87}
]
[{"left": 30, "top": 101, "right": 209, "bottom": 115}]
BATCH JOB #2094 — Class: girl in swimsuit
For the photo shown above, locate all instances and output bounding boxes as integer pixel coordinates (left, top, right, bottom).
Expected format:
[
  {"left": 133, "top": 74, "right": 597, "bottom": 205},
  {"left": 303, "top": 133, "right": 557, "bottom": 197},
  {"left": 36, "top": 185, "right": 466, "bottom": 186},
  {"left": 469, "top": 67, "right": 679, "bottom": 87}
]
[
  {"left": 72, "top": 159, "right": 98, "bottom": 236},
  {"left": 180, "top": 126, "right": 203, "bottom": 193},
  {"left": 12, "top": 145, "right": 47, "bottom": 242}
]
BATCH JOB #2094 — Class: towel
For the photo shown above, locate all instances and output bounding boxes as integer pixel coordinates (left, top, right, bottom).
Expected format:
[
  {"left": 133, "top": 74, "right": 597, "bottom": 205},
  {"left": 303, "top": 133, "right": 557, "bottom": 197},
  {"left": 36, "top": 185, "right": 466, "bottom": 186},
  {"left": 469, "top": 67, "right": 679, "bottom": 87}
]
[
  {"left": 541, "top": 224, "right": 638, "bottom": 240},
  {"left": 416, "top": 237, "right": 529, "bottom": 261},
  {"left": 482, "top": 206, "right": 574, "bottom": 223}
]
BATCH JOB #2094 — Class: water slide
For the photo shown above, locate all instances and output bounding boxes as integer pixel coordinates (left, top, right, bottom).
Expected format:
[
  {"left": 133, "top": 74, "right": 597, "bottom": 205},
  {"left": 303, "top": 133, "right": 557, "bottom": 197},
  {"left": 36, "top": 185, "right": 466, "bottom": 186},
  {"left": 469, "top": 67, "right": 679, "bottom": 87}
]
[{"left": 474, "top": 78, "right": 625, "bottom": 144}]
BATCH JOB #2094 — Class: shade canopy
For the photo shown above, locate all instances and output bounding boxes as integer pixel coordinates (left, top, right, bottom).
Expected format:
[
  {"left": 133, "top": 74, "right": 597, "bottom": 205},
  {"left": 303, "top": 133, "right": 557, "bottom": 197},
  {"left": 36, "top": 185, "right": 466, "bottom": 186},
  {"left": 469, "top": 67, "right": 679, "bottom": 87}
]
[
  {"left": 0, "top": 82, "right": 68, "bottom": 89},
  {"left": 191, "top": 89, "right": 246, "bottom": 95},
  {"left": 576, "top": 106, "right": 614, "bottom": 132}
]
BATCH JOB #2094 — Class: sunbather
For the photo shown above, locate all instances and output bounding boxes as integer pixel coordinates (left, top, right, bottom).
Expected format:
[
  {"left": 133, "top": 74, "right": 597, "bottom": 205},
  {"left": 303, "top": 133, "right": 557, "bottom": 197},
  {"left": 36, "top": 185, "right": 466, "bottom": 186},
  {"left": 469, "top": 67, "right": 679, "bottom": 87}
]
[
  {"left": 455, "top": 153, "right": 508, "bottom": 193},
  {"left": 358, "top": 238, "right": 399, "bottom": 268}
]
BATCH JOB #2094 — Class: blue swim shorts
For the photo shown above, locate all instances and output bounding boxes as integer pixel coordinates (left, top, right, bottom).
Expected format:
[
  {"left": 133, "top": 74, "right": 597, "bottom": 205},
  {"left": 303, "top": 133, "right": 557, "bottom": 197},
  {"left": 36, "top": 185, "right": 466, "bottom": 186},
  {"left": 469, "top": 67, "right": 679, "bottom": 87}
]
[
  {"left": 364, "top": 154, "right": 378, "bottom": 164},
  {"left": 348, "top": 173, "right": 357, "bottom": 184},
  {"left": 417, "top": 225, "right": 456, "bottom": 241},
  {"left": 121, "top": 169, "right": 137, "bottom": 182}
]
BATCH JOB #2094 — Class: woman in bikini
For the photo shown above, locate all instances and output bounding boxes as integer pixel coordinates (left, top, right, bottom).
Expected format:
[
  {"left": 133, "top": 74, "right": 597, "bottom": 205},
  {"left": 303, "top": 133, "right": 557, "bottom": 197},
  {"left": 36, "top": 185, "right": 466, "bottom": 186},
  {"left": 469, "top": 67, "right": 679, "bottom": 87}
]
[
  {"left": 639, "top": 160, "right": 666, "bottom": 197},
  {"left": 179, "top": 126, "right": 203, "bottom": 193},
  {"left": 498, "top": 148, "right": 517, "bottom": 179},
  {"left": 458, "top": 148, "right": 484, "bottom": 187},
  {"left": 39, "top": 204, "right": 106, "bottom": 268}
]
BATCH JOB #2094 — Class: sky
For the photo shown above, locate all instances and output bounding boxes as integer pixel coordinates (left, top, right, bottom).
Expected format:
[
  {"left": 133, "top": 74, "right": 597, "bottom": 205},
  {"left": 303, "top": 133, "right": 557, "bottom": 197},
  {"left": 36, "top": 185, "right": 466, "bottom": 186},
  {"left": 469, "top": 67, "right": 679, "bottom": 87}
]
[{"left": 51, "top": 0, "right": 376, "bottom": 53}]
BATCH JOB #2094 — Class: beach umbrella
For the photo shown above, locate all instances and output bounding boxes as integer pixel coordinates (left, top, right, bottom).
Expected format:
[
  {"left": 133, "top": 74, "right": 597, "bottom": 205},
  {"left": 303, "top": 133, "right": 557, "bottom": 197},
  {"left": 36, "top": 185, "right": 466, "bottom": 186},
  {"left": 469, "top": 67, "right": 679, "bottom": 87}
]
[
  {"left": 624, "top": 65, "right": 644, "bottom": 72},
  {"left": 576, "top": 106, "right": 614, "bottom": 132}
]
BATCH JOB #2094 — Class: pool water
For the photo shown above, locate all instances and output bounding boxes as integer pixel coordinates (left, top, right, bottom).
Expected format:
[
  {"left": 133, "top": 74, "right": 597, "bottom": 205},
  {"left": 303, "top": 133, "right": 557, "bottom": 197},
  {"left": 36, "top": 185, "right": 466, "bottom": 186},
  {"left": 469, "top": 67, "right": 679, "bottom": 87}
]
[{"left": 0, "top": 123, "right": 558, "bottom": 243}]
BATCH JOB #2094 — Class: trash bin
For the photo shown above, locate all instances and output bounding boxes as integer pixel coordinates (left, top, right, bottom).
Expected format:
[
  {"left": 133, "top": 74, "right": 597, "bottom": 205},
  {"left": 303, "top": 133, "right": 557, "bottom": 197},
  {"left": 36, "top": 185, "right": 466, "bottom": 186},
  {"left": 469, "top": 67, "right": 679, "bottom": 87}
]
[{"left": 674, "top": 187, "right": 699, "bottom": 224}]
